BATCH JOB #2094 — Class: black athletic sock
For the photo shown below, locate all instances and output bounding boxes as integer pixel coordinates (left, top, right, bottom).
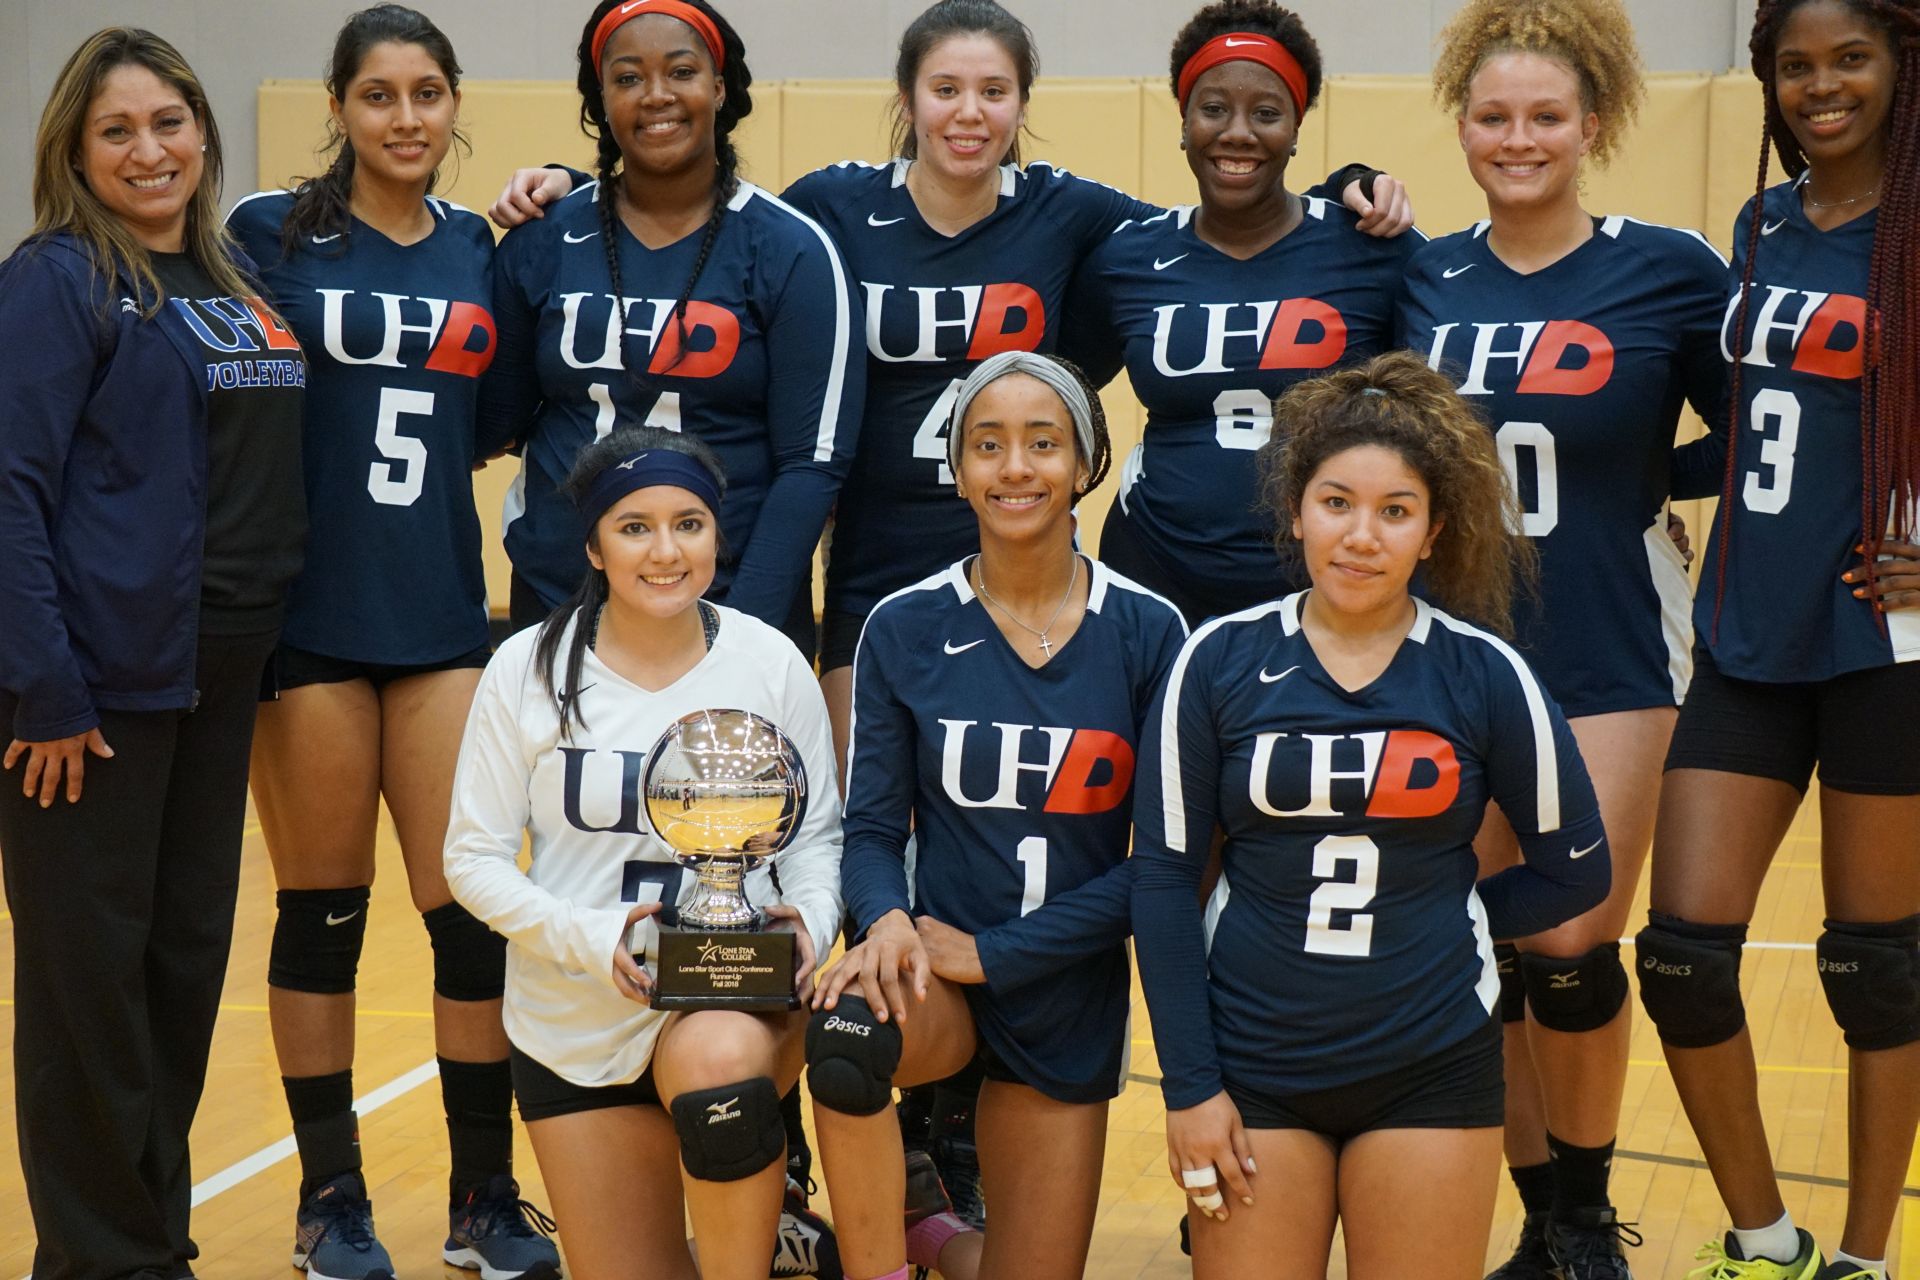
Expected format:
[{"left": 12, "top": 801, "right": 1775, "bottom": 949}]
[
  {"left": 438, "top": 1056, "right": 513, "bottom": 1202},
  {"left": 1508, "top": 1160, "right": 1555, "bottom": 1217},
  {"left": 929, "top": 1057, "right": 986, "bottom": 1146},
  {"left": 1546, "top": 1133, "right": 1615, "bottom": 1216},
  {"left": 897, "top": 1083, "right": 935, "bottom": 1149},
  {"left": 780, "top": 1084, "right": 809, "bottom": 1181},
  {"left": 284, "top": 1071, "right": 359, "bottom": 1200}
]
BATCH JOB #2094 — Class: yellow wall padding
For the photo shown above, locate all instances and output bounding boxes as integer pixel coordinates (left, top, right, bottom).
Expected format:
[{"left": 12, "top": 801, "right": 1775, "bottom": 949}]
[{"left": 258, "top": 72, "right": 1773, "bottom": 609}]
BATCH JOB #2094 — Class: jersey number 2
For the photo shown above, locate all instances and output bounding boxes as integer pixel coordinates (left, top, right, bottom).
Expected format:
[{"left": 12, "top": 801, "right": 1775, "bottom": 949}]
[{"left": 1304, "top": 834, "right": 1379, "bottom": 957}]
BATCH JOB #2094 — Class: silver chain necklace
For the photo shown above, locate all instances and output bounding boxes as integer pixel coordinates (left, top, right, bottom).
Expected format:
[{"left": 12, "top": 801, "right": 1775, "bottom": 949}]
[
  {"left": 1805, "top": 181, "right": 1880, "bottom": 209},
  {"left": 973, "top": 556, "right": 1079, "bottom": 659}
]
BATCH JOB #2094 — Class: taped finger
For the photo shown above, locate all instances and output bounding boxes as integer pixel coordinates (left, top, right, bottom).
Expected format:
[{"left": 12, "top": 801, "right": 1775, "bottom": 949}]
[
  {"left": 1180, "top": 1167, "right": 1219, "bottom": 1189},
  {"left": 1189, "top": 1189, "right": 1225, "bottom": 1214}
]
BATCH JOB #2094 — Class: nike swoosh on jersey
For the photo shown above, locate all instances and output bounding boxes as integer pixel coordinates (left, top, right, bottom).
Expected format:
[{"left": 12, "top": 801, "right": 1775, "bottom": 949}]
[
  {"left": 1568, "top": 837, "right": 1603, "bottom": 859},
  {"left": 325, "top": 910, "right": 361, "bottom": 926},
  {"left": 1258, "top": 664, "right": 1300, "bottom": 684},
  {"left": 868, "top": 214, "right": 905, "bottom": 227},
  {"left": 1761, "top": 219, "right": 1787, "bottom": 235},
  {"left": 564, "top": 229, "right": 599, "bottom": 243},
  {"left": 311, "top": 233, "right": 343, "bottom": 245},
  {"left": 1154, "top": 253, "right": 1189, "bottom": 271},
  {"left": 944, "top": 639, "right": 986, "bottom": 655},
  {"left": 1443, "top": 263, "right": 1477, "bottom": 278}
]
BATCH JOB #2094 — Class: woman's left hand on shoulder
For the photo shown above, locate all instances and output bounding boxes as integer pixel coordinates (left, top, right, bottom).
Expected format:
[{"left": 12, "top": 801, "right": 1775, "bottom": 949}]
[
  {"left": 1847, "top": 539, "right": 1920, "bottom": 612},
  {"left": 764, "top": 904, "right": 818, "bottom": 993},
  {"left": 915, "top": 916, "right": 985, "bottom": 985}
]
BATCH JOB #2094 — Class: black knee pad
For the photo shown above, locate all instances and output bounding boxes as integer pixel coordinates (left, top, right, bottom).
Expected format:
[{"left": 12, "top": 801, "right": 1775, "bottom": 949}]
[
  {"left": 1817, "top": 915, "right": 1920, "bottom": 1051},
  {"left": 269, "top": 887, "right": 371, "bottom": 994},
  {"left": 1634, "top": 911, "right": 1747, "bottom": 1048},
  {"left": 423, "top": 901, "right": 507, "bottom": 1002},
  {"left": 670, "top": 1076, "right": 785, "bottom": 1183},
  {"left": 1520, "top": 942, "right": 1630, "bottom": 1034},
  {"left": 804, "top": 995, "right": 902, "bottom": 1117},
  {"left": 1494, "top": 942, "right": 1527, "bottom": 1023}
]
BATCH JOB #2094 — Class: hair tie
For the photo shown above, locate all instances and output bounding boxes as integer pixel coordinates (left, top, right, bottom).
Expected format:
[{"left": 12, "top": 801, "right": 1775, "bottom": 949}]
[
  {"left": 1361, "top": 387, "right": 1388, "bottom": 397},
  {"left": 577, "top": 448, "right": 724, "bottom": 528},
  {"left": 947, "top": 351, "right": 1098, "bottom": 474},
  {"left": 1176, "top": 32, "right": 1308, "bottom": 119},
  {"left": 591, "top": 0, "right": 725, "bottom": 79}
]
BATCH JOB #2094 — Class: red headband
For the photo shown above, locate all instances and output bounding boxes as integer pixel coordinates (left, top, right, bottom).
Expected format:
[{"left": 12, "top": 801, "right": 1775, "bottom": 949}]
[
  {"left": 1176, "top": 32, "right": 1307, "bottom": 118},
  {"left": 590, "top": 0, "right": 725, "bottom": 78}
]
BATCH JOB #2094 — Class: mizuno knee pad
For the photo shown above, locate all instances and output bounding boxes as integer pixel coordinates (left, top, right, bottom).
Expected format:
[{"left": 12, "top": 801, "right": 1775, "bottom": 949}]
[
  {"left": 670, "top": 1076, "right": 785, "bottom": 1183},
  {"left": 805, "top": 995, "right": 902, "bottom": 1116},
  {"left": 1494, "top": 942, "right": 1527, "bottom": 1023},
  {"left": 1634, "top": 911, "right": 1748, "bottom": 1048},
  {"left": 1817, "top": 914, "right": 1920, "bottom": 1050},
  {"left": 269, "top": 886, "right": 371, "bottom": 995},
  {"left": 1521, "top": 942, "right": 1631, "bottom": 1034},
  {"left": 422, "top": 901, "right": 507, "bottom": 1002}
]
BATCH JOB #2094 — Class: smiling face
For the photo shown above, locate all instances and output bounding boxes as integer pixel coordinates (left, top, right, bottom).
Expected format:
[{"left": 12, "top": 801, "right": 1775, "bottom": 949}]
[
  {"left": 600, "top": 13, "right": 721, "bottom": 179},
  {"left": 954, "top": 373, "right": 1089, "bottom": 547},
  {"left": 1292, "top": 444, "right": 1442, "bottom": 619},
  {"left": 587, "top": 483, "right": 719, "bottom": 619},
  {"left": 1457, "top": 50, "right": 1596, "bottom": 215},
  {"left": 79, "top": 62, "right": 205, "bottom": 252},
  {"left": 904, "top": 32, "right": 1026, "bottom": 184},
  {"left": 1183, "top": 60, "right": 1298, "bottom": 215},
  {"left": 1770, "top": 0, "right": 1897, "bottom": 173},
  {"left": 333, "top": 40, "right": 459, "bottom": 196}
]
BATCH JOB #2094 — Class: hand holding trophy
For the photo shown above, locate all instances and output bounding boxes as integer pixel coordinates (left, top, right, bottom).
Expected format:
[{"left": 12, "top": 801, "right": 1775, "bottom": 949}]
[{"left": 642, "top": 708, "right": 809, "bottom": 1010}]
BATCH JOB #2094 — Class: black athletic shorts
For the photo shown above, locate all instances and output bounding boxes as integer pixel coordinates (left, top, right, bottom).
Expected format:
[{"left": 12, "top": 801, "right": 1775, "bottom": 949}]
[
  {"left": 265, "top": 642, "right": 491, "bottom": 696},
  {"left": 510, "top": 1045, "right": 661, "bottom": 1122},
  {"left": 1664, "top": 642, "right": 1920, "bottom": 796},
  {"left": 1225, "top": 1016, "right": 1504, "bottom": 1142}
]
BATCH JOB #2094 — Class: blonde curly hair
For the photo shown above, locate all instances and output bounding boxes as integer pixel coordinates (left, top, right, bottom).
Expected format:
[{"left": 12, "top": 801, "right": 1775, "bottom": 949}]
[{"left": 1432, "top": 0, "right": 1644, "bottom": 168}]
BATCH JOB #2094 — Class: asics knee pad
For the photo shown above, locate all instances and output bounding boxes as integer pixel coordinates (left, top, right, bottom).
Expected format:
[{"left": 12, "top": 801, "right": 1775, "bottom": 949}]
[
  {"left": 1634, "top": 911, "right": 1747, "bottom": 1048},
  {"left": 1817, "top": 914, "right": 1920, "bottom": 1050},
  {"left": 1521, "top": 942, "right": 1630, "bottom": 1034},
  {"left": 670, "top": 1076, "right": 785, "bottom": 1183},
  {"left": 422, "top": 901, "right": 506, "bottom": 1002},
  {"left": 269, "top": 887, "right": 371, "bottom": 994},
  {"left": 1494, "top": 942, "right": 1527, "bottom": 1023},
  {"left": 805, "top": 995, "right": 902, "bottom": 1117}
]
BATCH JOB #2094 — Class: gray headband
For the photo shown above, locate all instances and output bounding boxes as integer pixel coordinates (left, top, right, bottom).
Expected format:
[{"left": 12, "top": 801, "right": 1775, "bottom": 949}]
[{"left": 946, "top": 351, "right": 1097, "bottom": 474}]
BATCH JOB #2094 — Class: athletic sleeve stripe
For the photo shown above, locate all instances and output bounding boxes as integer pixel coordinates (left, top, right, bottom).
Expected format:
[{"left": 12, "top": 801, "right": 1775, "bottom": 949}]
[
  {"left": 744, "top": 183, "right": 856, "bottom": 464},
  {"left": 1157, "top": 600, "right": 1288, "bottom": 851},
  {"left": 1433, "top": 610, "right": 1561, "bottom": 831}
]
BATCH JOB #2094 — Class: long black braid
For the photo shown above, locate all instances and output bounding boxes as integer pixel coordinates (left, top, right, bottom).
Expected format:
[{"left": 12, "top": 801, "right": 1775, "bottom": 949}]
[{"left": 574, "top": 0, "right": 752, "bottom": 403}]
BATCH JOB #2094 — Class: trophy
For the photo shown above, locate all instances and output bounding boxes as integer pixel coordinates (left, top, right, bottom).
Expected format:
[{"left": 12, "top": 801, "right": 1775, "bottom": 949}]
[{"left": 642, "top": 708, "right": 808, "bottom": 1011}]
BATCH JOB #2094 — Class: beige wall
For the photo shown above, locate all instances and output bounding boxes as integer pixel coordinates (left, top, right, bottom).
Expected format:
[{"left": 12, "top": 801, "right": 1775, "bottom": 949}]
[{"left": 258, "top": 71, "right": 1780, "bottom": 611}]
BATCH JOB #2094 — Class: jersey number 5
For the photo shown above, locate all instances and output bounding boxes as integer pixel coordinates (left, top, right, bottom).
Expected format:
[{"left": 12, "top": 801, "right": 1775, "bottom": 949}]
[
  {"left": 368, "top": 387, "right": 432, "bottom": 507},
  {"left": 1304, "top": 833, "right": 1379, "bottom": 957}
]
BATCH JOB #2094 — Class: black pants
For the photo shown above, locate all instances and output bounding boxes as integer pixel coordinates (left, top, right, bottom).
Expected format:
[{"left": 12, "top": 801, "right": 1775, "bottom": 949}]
[{"left": 0, "top": 630, "right": 276, "bottom": 1280}]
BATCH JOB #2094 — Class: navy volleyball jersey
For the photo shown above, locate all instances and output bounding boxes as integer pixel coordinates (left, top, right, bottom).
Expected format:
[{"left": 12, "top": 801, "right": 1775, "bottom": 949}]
[
  {"left": 1400, "top": 216, "right": 1731, "bottom": 716},
  {"left": 482, "top": 181, "right": 863, "bottom": 629},
  {"left": 1132, "top": 594, "right": 1607, "bottom": 1107},
  {"left": 1062, "top": 200, "right": 1420, "bottom": 616},
  {"left": 226, "top": 190, "right": 496, "bottom": 663},
  {"left": 781, "top": 160, "right": 1156, "bottom": 623},
  {"left": 841, "top": 558, "right": 1187, "bottom": 1102},
  {"left": 1705, "top": 178, "right": 1919, "bottom": 681}
]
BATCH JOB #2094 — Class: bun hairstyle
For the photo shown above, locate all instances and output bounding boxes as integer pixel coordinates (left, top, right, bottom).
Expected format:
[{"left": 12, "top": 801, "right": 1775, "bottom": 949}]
[
  {"left": 891, "top": 0, "right": 1039, "bottom": 165},
  {"left": 1714, "top": 0, "right": 1920, "bottom": 636},
  {"left": 1431, "top": 0, "right": 1644, "bottom": 168},
  {"left": 535, "top": 424, "right": 729, "bottom": 736},
  {"left": 281, "top": 5, "right": 467, "bottom": 259},
  {"left": 574, "top": 0, "right": 752, "bottom": 400},
  {"left": 1168, "top": 0, "right": 1323, "bottom": 117},
  {"left": 1261, "top": 350, "right": 1536, "bottom": 635}
]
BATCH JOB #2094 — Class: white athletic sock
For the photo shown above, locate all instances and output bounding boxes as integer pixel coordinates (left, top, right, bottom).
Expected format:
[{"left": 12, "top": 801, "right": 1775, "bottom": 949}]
[
  {"left": 1830, "top": 1249, "right": 1887, "bottom": 1278},
  {"left": 1730, "top": 1212, "right": 1801, "bottom": 1265}
]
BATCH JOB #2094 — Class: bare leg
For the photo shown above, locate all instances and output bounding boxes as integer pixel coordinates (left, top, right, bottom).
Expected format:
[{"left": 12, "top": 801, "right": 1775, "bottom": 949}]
[
  {"left": 525, "top": 1105, "right": 697, "bottom": 1280},
  {"left": 1339, "top": 1126, "right": 1505, "bottom": 1280},
  {"left": 973, "top": 1081, "right": 1107, "bottom": 1280},
  {"left": 1473, "top": 806, "right": 1551, "bottom": 1177},
  {"left": 820, "top": 666, "right": 854, "bottom": 796},
  {"left": 1186, "top": 1128, "right": 1338, "bottom": 1280}
]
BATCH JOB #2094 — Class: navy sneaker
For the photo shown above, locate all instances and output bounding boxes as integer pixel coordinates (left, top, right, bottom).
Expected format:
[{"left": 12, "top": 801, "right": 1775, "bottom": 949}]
[
  {"left": 291, "top": 1173, "right": 395, "bottom": 1280},
  {"left": 1487, "top": 1211, "right": 1558, "bottom": 1279},
  {"left": 1550, "top": 1207, "right": 1643, "bottom": 1280},
  {"left": 444, "top": 1175, "right": 561, "bottom": 1280},
  {"left": 771, "top": 1177, "right": 843, "bottom": 1279},
  {"left": 932, "top": 1134, "right": 984, "bottom": 1231}
]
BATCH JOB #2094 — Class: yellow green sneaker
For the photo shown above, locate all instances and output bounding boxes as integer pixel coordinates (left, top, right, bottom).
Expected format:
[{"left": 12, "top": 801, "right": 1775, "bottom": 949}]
[{"left": 1686, "top": 1230, "right": 1822, "bottom": 1280}]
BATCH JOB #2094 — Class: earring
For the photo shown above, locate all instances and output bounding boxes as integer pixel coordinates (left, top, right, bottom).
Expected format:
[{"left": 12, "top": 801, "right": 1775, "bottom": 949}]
[
  {"left": 1179, "top": 130, "right": 1188, "bottom": 152},
  {"left": 200, "top": 144, "right": 208, "bottom": 152},
  {"left": 1289, "top": 144, "right": 1297, "bottom": 156}
]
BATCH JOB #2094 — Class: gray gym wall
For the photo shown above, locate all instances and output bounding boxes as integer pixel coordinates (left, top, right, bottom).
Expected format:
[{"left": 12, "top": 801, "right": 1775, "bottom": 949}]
[{"left": 0, "top": 0, "right": 1760, "bottom": 250}]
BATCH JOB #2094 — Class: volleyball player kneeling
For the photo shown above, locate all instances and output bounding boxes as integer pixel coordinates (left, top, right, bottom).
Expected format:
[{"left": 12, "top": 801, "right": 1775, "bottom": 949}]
[
  {"left": 1131, "top": 353, "right": 1612, "bottom": 1280},
  {"left": 444, "top": 428, "right": 843, "bottom": 1280}
]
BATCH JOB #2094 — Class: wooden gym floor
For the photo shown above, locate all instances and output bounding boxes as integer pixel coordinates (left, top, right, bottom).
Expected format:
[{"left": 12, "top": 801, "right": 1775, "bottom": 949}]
[{"left": 1, "top": 796, "right": 1914, "bottom": 1279}]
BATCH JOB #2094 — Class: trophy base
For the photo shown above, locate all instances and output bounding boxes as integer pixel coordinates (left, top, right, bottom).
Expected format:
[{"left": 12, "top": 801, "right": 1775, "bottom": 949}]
[{"left": 651, "top": 923, "right": 799, "bottom": 1012}]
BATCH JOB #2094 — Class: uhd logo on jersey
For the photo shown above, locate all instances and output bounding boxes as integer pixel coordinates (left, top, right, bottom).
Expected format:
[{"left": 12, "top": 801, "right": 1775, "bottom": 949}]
[
  {"left": 937, "top": 720, "right": 1135, "bottom": 814},
  {"left": 1249, "top": 729, "right": 1460, "bottom": 819},
  {"left": 1720, "top": 285, "right": 1866, "bottom": 381},
  {"left": 316, "top": 289, "right": 495, "bottom": 377},
  {"left": 1150, "top": 297, "right": 1348, "bottom": 376},
  {"left": 1425, "top": 320, "right": 1614, "bottom": 396},
  {"left": 558, "top": 293, "right": 741, "bottom": 377},
  {"left": 863, "top": 283, "right": 1045, "bottom": 363}
]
